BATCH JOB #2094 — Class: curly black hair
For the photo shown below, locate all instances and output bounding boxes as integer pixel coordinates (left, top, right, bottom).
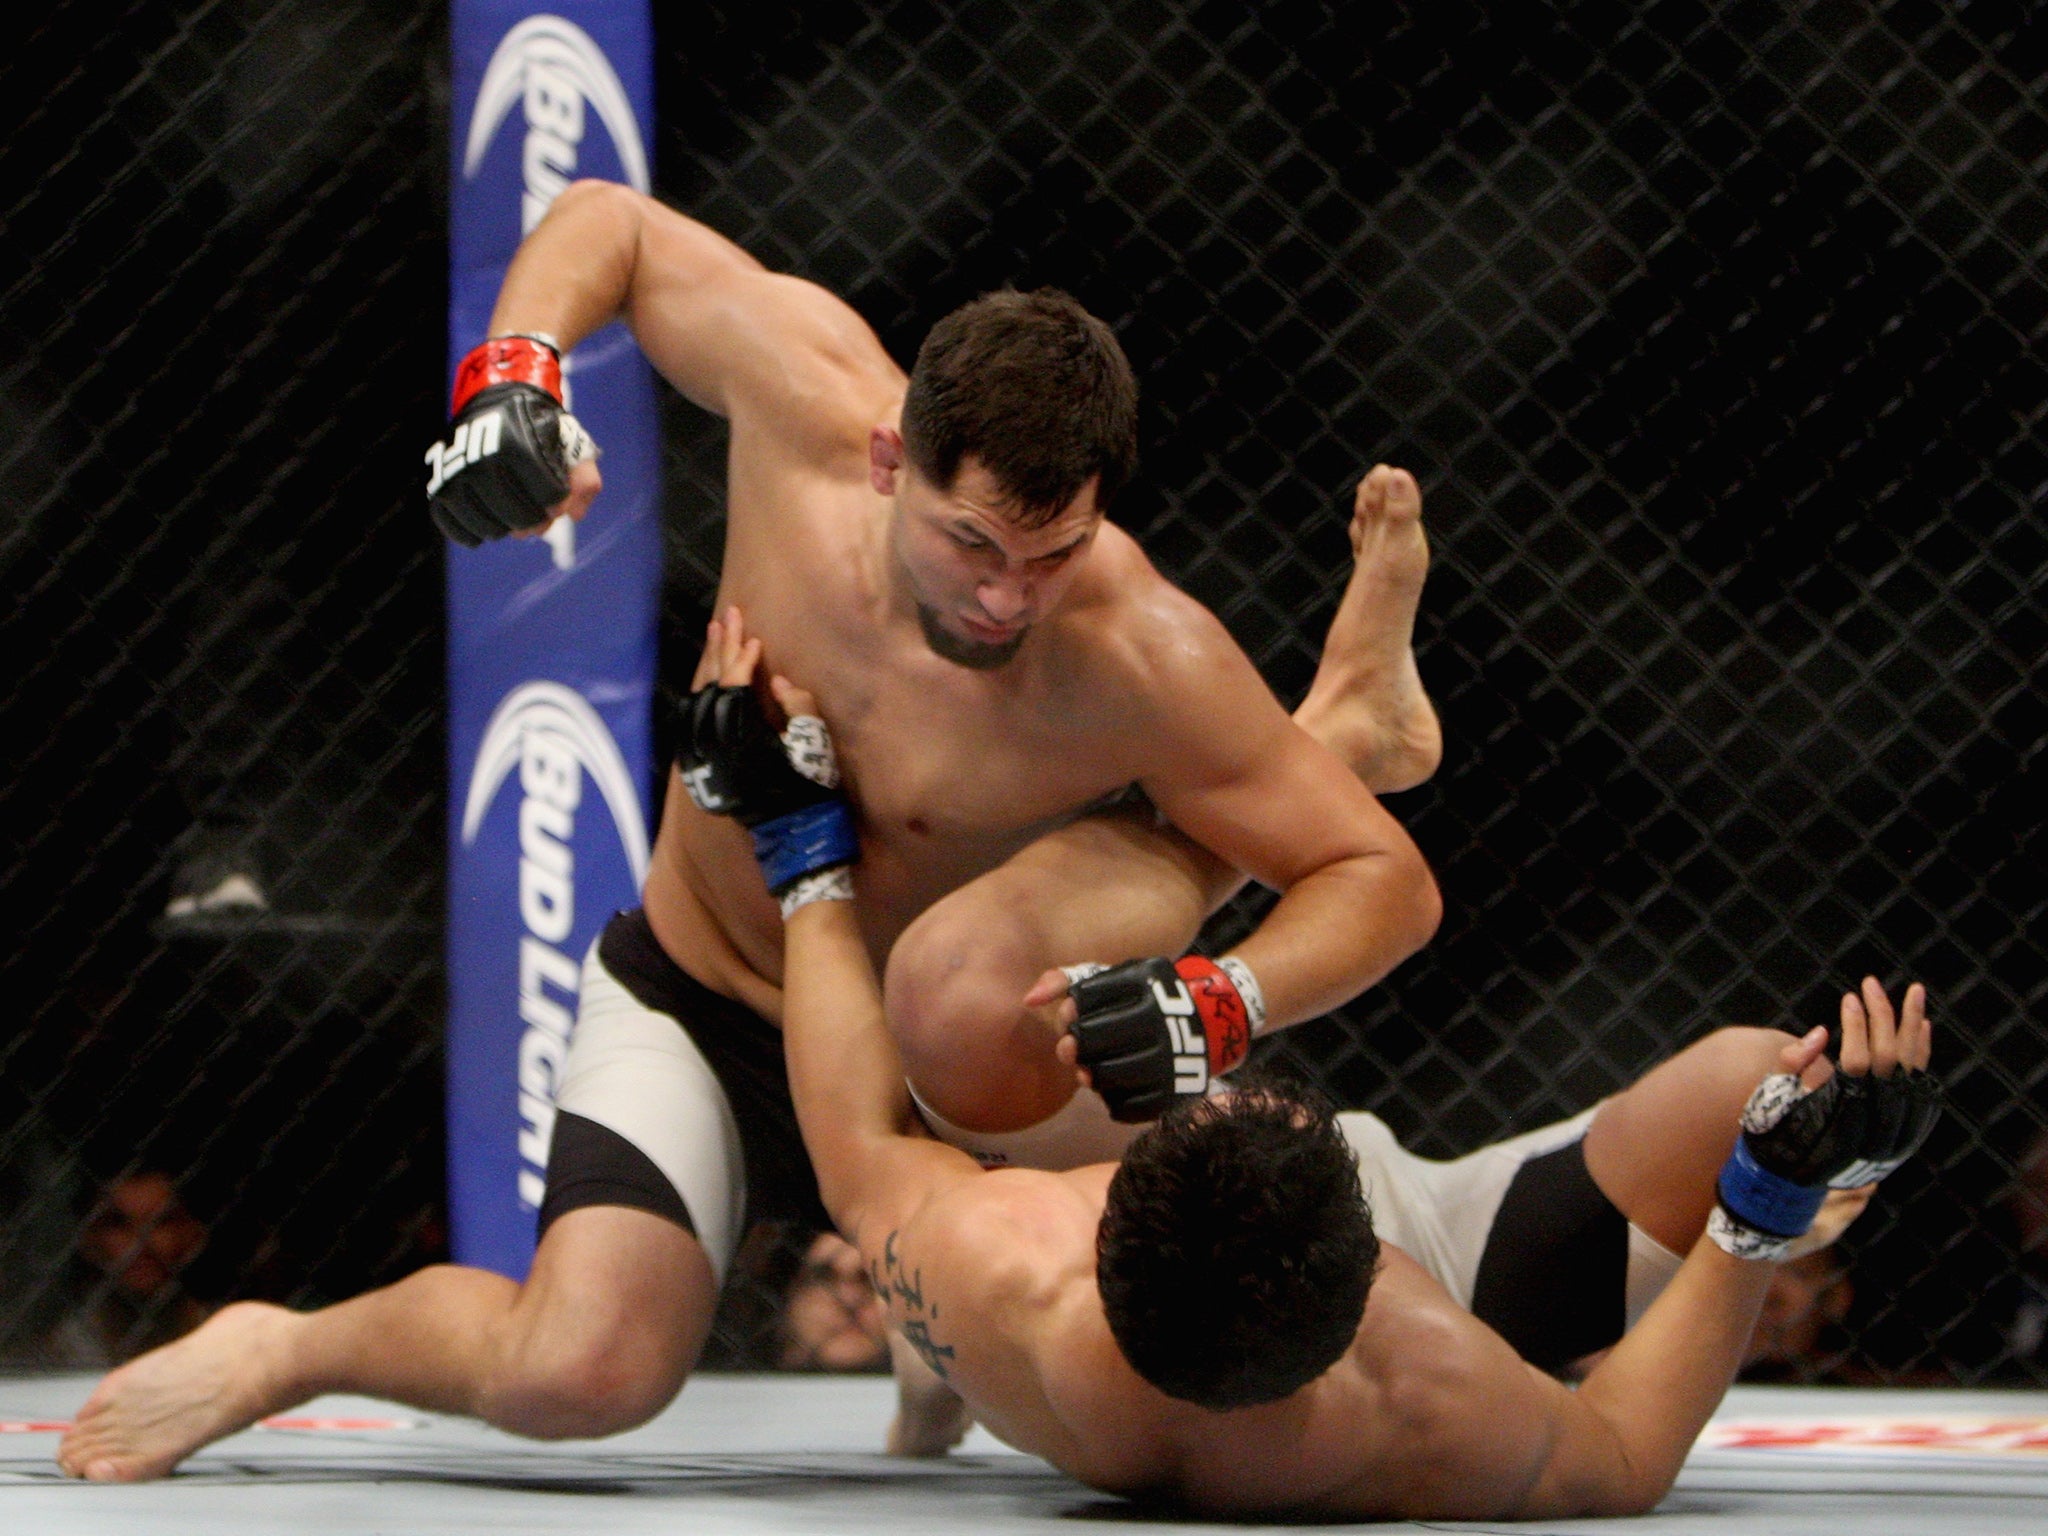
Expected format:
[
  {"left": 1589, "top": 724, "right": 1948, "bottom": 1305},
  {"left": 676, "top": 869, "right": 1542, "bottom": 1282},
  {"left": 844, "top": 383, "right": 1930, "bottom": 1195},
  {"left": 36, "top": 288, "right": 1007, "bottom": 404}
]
[{"left": 1096, "top": 1083, "right": 1378, "bottom": 1410}]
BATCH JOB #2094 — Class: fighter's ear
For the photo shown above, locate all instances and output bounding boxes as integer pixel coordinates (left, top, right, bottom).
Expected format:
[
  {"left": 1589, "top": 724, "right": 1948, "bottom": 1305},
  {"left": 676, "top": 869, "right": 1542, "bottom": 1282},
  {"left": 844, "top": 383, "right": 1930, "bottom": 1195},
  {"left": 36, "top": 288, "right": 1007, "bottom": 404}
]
[{"left": 869, "top": 426, "right": 904, "bottom": 496}]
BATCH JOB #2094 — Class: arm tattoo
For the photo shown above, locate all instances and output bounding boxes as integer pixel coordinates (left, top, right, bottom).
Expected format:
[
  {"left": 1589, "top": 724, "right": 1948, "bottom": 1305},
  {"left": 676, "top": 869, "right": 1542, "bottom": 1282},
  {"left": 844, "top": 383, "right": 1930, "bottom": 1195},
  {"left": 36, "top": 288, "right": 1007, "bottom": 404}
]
[{"left": 880, "top": 1229, "right": 956, "bottom": 1380}]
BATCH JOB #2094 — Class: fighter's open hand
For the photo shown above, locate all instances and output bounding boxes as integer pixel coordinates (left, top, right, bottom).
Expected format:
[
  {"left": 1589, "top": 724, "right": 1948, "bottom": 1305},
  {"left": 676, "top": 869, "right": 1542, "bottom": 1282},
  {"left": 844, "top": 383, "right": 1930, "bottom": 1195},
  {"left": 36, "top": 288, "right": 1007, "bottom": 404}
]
[
  {"left": 1709, "top": 978, "right": 1940, "bottom": 1261},
  {"left": 1837, "top": 975, "right": 1932, "bottom": 1082}
]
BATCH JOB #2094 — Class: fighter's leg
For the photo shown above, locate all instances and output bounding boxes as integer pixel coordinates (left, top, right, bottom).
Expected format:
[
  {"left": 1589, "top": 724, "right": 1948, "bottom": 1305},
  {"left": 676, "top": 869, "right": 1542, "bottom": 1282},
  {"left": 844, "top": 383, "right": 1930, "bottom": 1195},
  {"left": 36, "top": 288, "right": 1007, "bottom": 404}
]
[
  {"left": 57, "top": 1208, "right": 714, "bottom": 1481},
  {"left": 886, "top": 802, "right": 1214, "bottom": 1132},
  {"left": 61, "top": 911, "right": 752, "bottom": 1482},
  {"left": 1581, "top": 1026, "right": 1798, "bottom": 1254},
  {"left": 1293, "top": 464, "right": 1442, "bottom": 794}
]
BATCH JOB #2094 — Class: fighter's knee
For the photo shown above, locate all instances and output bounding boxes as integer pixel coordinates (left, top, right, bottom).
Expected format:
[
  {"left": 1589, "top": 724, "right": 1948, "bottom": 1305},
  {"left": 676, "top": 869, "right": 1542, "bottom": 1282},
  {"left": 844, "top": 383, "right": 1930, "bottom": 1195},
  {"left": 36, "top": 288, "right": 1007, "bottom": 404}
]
[
  {"left": 479, "top": 1314, "right": 682, "bottom": 1441},
  {"left": 884, "top": 906, "right": 1067, "bottom": 1129},
  {"left": 884, "top": 905, "right": 1039, "bottom": 1064},
  {"left": 1698, "top": 1025, "right": 1801, "bottom": 1098}
]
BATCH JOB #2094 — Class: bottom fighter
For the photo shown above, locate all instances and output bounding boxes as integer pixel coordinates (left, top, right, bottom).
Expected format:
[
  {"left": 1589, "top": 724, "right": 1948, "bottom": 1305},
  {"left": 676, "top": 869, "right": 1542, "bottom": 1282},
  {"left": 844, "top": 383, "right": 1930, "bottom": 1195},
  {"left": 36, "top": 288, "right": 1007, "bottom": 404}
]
[{"left": 718, "top": 640, "right": 1940, "bottom": 1519}]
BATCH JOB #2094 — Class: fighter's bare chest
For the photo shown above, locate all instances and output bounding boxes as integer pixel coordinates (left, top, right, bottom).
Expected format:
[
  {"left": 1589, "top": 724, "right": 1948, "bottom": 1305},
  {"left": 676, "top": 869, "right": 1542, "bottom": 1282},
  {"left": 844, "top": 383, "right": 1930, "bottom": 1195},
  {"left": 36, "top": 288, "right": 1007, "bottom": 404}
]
[
  {"left": 829, "top": 657, "right": 1126, "bottom": 844},
  {"left": 731, "top": 585, "right": 1130, "bottom": 845}
]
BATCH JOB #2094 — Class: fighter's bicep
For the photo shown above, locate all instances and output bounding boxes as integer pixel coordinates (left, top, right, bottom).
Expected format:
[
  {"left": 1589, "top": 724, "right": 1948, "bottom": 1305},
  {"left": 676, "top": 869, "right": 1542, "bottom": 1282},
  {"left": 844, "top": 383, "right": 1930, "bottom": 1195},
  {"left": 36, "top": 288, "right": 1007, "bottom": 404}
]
[
  {"left": 860, "top": 1216, "right": 964, "bottom": 1383},
  {"left": 1505, "top": 1372, "right": 1654, "bottom": 1520},
  {"left": 854, "top": 1182, "right": 1009, "bottom": 1387},
  {"left": 1137, "top": 656, "right": 1402, "bottom": 890},
  {"left": 627, "top": 239, "right": 900, "bottom": 443}
]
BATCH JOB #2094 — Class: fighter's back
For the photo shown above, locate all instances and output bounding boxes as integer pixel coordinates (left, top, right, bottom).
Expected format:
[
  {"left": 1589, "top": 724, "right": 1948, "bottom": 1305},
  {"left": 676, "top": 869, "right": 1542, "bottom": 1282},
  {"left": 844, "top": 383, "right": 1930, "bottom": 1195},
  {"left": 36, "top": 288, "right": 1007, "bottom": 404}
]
[{"left": 897, "top": 1166, "right": 1563, "bottom": 1521}]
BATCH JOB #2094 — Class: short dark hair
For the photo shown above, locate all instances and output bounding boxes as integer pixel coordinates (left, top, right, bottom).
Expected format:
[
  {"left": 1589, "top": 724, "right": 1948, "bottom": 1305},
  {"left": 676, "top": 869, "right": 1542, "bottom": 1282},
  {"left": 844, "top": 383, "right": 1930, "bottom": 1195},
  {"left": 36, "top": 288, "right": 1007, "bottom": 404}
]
[
  {"left": 1096, "top": 1085, "right": 1377, "bottom": 1411},
  {"left": 900, "top": 288, "right": 1138, "bottom": 524}
]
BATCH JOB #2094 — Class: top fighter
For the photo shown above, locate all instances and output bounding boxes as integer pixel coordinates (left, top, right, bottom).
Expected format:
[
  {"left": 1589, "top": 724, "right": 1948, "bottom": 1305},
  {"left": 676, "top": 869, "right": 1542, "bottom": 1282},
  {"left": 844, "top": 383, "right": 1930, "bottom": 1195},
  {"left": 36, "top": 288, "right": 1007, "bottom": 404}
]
[
  {"left": 709, "top": 632, "right": 1938, "bottom": 1520},
  {"left": 62, "top": 181, "right": 1441, "bottom": 1477}
]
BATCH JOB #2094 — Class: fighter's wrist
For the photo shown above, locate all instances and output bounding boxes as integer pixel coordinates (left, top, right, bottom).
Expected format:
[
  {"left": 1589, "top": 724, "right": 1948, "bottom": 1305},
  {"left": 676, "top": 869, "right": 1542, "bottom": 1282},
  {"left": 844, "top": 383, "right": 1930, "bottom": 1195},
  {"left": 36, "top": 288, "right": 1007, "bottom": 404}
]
[
  {"left": 1706, "top": 1204, "right": 1796, "bottom": 1262},
  {"left": 451, "top": 335, "right": 564, "bottom": 414},
  {"left": 749, "top": 801, "right": 859, "bottom": 895},
  {"left": 1173, "top": 956, "right": 1253, "bottom": 1076},
  {"left": 489, "top": 329, "right": 562, "bottom": 356},
  {"left": 1714, "top": 1136, "right": 1827, "bottom": 1241},
  {"left": 779, "top": 866, "right": 855, "bottom": 919},
  {"left": 1213, "top": 954, "right": 1267, "bottom": 1039}
]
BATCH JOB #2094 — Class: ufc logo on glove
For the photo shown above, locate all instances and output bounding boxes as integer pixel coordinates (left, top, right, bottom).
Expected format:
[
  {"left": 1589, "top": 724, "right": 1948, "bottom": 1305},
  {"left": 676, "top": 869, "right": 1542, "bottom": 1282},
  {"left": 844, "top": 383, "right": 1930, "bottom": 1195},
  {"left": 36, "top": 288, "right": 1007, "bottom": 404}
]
[
  {"left": 1149, "top": 977, "right": 1210, "bottom": 1095},
  {"left": 424, "top": 409, "right": 505, "bottom": 496}
]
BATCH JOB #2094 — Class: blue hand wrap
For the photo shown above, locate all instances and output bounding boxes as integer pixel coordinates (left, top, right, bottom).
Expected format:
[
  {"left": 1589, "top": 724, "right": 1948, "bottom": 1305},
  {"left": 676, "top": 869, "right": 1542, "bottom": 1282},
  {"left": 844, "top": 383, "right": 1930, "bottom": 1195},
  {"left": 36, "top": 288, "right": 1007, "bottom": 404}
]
[
  {"left": 750, "top": 801, "right": 858, "bottom": 894},
  {"left": 1717, "top": 1137, "right": 1828, "bottom": 1239}
]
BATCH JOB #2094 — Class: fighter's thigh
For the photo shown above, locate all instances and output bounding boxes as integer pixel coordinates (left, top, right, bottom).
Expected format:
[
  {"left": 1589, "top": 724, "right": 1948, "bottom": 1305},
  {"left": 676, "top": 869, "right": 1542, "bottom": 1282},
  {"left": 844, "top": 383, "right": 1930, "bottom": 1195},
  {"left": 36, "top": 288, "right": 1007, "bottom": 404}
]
[
  {"left": 883, "top": 806, "right": 1217, "bottom": 1128},
  {"left": 891, "top": 806, "right": 1214, "bottom": 1005},
  {"left": 1582, "top": 1025, "right": 1796, "bottom": 1254},
  {"left": 487, "top": 1204, "right": 717, "bottom": 1436}
]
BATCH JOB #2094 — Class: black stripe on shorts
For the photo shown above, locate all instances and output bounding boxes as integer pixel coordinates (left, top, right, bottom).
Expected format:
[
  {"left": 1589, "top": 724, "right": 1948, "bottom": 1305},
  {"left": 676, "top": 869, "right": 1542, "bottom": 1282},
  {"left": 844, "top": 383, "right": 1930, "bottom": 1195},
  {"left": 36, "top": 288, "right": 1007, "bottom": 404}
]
[{"left": 1469, "top": 1135, "right": 1627, "bottom": 1373}]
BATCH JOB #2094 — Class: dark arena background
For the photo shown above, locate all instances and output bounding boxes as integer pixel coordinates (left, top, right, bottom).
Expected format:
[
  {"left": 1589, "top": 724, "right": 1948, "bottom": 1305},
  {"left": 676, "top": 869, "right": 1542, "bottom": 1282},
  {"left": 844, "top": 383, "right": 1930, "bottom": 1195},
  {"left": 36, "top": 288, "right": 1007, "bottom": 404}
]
[{"left": 2, "top": 0, "right": 2043, "bottom": 1396}]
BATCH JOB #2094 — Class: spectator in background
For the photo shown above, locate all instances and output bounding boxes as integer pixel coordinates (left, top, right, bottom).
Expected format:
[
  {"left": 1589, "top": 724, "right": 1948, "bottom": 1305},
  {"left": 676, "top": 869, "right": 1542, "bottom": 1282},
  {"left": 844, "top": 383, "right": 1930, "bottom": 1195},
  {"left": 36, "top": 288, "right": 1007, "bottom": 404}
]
[
  {"left": 2002, "top": 1127, "right": 2048, "bottom": 1368},
  {"left": 1741, "top": 1249, "right": 1855, "bottom": 1382},
  {"left": 777, "top": 1231, "right": 888, "bottom": 1373},
  {"left": 0, "top": 1110, "right": 212, "bottom": 1370},
  {"left": 76, "top": 1172, "right": 212, "bottom": 1360},
  {"left": 688, "top": 1225, "right": 887, "bottom": 1373}
]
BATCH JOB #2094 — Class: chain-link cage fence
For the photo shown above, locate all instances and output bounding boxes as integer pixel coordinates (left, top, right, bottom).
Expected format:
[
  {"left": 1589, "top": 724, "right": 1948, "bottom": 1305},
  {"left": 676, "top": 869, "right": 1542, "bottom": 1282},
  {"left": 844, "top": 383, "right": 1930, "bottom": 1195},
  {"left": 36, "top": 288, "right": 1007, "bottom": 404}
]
[
  {"left": 2, "top": 0, "right": 2042, "bottom": 1387},
  {"left": 0, "top": 0, "right": 450, "bottom": 1365}
]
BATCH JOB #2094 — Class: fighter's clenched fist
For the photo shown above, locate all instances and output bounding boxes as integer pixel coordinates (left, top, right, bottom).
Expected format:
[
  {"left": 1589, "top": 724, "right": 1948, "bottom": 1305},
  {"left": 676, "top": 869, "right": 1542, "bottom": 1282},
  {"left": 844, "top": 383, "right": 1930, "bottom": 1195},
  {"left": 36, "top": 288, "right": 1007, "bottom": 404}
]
[{"left": 425, "top": 333, "right": 598, "bottom": 545}]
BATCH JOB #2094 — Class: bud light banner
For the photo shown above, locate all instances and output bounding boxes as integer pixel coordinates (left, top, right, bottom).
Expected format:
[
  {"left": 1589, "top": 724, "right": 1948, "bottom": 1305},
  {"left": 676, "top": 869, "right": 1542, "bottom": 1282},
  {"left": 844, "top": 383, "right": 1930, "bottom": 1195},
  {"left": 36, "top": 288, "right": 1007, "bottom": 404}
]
[{"left": 446, "top": 2, "right": 659, "bottom": 1279}]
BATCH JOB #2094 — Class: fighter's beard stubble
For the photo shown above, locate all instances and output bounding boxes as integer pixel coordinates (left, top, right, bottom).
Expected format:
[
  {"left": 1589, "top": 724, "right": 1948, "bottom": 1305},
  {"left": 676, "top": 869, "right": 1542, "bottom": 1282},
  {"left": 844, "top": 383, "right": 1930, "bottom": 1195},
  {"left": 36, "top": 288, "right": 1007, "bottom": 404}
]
[{"left": 916, "top": 603, "right": 1026, "bottom": 671}]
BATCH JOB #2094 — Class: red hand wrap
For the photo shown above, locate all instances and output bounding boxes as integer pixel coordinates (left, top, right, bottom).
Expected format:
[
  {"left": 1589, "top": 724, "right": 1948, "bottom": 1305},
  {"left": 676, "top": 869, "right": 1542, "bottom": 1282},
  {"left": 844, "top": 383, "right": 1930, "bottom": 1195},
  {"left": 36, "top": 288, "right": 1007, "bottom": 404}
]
[
  {"left": 1173, "top": 957, "right": 1251, "bottom": 1076},
  {"left": 450, "top": 335, "right": 563, "bottom": 415}
]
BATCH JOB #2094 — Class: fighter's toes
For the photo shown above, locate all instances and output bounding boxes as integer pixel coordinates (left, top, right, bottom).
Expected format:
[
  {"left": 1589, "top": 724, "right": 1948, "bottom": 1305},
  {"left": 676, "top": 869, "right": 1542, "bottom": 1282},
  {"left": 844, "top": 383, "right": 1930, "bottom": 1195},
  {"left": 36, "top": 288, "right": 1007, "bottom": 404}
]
[
  {"left": 1350, "top": 465, "right": 1422, "bottom": 549},
  {"left": 58, "top": 1424, "right": 133, "bottom": 1482}
]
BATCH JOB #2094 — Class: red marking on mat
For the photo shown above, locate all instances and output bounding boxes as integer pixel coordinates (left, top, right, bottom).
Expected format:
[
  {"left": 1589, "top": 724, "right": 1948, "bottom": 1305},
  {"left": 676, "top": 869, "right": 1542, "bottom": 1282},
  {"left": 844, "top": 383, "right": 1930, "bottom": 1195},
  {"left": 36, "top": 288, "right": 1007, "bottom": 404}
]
[
  {"left": 257, "top": 1416, "right": 420, "bottom": 1432},
  {"left": 1703, "top": 1417, "right": 2048, "bottom": 1457},
  {"left": 0, "top": 1415, "right": 418, "bottom": 1434}
]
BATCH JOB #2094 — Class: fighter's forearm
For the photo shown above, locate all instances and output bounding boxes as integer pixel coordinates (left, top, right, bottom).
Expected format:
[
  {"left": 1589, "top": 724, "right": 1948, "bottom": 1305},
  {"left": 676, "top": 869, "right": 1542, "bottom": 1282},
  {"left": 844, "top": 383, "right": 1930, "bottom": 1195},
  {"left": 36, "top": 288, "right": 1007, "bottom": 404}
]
[
  {"left": 1521, "top": 1239, "right": 1772, "bottom": 1517},
  {"left": 783, "top": 899, "right": 918, "bottom": 1151},
  {"left": 487, "top": 180, "right": 646, "bottom": 352},
  {"left": 1226, "top": 847, "right": 1440, "bottom": 1032},
  {"left": 783, "top": 899, "right": 984, "bottom": 1241}
]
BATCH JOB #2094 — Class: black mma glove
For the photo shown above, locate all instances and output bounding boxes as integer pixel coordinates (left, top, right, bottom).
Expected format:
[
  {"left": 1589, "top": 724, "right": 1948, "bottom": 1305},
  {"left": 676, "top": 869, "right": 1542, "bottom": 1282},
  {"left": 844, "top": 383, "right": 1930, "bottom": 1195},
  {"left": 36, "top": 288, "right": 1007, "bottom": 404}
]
[
  {"left": 426, "top": 334, "right": 598, "bottom": 547},
  {"left": 676, "top": 681, "right": 856, "bottom": 914},
  {"left": 1709, "top": 1059, "right": 1941, "bottom": 1260},
  {"left": 1065, "top": 956, "right": 1264, "bottom": 1123}
]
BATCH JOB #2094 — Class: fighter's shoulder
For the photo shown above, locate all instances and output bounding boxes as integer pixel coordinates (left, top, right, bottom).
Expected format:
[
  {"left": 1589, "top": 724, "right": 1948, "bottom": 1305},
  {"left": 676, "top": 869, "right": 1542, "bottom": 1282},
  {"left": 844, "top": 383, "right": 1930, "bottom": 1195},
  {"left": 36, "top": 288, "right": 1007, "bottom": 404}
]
[
  {"left": 1360, "top": 1249, "right": 1515, "bottom": 1389},
  {"left": 1343, "top": 1253, "right": 1563, "bottom": 1512},
  {"left": 624, "top": 204, "right": 903, "bottom": 449},
  {"left": 1069, "top": 527, "right": 1251, "bottom": 706},
  {"left": 906, "top": 1169, "right": 1094, "bottom": 1298}
]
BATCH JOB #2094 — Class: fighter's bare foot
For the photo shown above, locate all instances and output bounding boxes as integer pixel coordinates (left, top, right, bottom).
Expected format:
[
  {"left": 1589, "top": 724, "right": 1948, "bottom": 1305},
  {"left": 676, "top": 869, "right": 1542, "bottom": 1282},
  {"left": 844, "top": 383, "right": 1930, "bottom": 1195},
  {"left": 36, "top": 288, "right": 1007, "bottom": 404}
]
[
  {"left": 1294, "top": 465, "right": 1442, "bottom": 794},
  {"left": 58, "top": 1301, "right": 305, "bottom": 1481},
  {"left": 884, "top": 1327, "right": 974, "bottom": 1457}
]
